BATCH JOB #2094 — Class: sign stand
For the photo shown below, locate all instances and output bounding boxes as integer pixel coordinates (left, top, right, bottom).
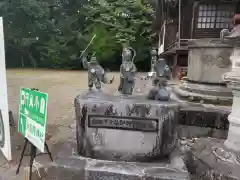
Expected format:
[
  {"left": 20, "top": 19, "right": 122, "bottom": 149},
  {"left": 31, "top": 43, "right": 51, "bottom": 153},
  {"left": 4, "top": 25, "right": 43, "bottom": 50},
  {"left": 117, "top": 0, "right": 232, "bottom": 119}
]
[
  {"left": 16, "top": 88, "right": 53, "bottom": 180},
  {"left": 16, "top": 138, "right": 53, "bottom": 177}
]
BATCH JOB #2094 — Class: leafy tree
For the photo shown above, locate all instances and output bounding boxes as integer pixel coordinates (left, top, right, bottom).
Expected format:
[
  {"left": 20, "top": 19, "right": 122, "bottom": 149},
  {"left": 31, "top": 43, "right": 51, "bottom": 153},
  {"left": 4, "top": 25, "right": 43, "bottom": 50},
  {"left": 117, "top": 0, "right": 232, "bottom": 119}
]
[
  {"left": 82, "top": 0, "right": 156, "bottom": 65},
  {"left": 0, "top": 0, "right": 157, "bottom": 70},
  {"left": 0, "top": 0, "right": 51, "bottom": 67}
]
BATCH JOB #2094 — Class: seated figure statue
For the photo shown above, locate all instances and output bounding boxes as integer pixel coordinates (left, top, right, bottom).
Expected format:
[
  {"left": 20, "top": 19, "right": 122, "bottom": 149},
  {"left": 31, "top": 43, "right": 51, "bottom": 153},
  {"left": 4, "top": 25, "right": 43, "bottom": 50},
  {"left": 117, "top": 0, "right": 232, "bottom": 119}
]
[
  {"left": 118, "top": 47, "right": 137, "bottom": 95},
  {"left": 148, "top": 58, "right": 171, "bottom": 101},
  {"left": 82, "top": 54, "right": 114, "bottom": 90},
  {"left": 148, "top": 78, "right": 170, "bottom": 101}
]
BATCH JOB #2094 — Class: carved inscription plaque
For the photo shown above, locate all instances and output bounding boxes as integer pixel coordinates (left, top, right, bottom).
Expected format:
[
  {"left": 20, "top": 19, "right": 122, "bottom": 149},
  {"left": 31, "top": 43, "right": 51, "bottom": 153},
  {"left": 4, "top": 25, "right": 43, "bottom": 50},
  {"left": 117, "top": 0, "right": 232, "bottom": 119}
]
[{"left": 88, "top": 115, "right": 158, "bottom": 132}]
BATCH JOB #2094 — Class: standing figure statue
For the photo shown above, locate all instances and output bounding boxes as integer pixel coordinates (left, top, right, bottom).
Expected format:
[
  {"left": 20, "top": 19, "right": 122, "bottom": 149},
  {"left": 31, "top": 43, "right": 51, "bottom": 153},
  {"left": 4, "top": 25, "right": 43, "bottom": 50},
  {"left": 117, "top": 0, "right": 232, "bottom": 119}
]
[
  {"left": 150, "top": 49, "right": 158, "bottom": 73},
  {"left": 82, "top": 54, "right": 114, "bottom": 90},
  {"left": 146, "top": 49, "right": 158, "bottom": 79},
  {"left": 147, "top": 58, "right": 171, "bottom": 101},
  {"left": 118, "top": 47, "right": 137, "bottom": 95}
]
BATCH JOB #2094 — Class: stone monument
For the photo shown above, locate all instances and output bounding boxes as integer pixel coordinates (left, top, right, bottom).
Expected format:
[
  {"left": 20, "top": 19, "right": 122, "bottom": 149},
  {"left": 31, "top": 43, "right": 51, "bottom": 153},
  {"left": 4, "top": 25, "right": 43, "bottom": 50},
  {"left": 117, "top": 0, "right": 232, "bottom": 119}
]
[
  {"left": 173, "top": 39, "right": 233, "bottom": 105},
  {"left": 186, "top": 20, "right": 240, "bottom": 180},
  {"left": 73, "top": 48, "right": 190, "bottom": 179},
  {"left": 24, "top": 47, "right": 190, "bottom": 180},
  {"left": 172, "top": 38, "right": 234, "bottom": 138}
]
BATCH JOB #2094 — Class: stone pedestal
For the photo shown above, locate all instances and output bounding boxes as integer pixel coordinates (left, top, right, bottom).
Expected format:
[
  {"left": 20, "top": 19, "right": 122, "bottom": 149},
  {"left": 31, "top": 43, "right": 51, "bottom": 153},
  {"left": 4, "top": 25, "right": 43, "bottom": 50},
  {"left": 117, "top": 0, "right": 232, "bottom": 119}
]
[
  {"left": 173, "top": 39, "right": 233, "bottom": 105},
  {"left": 26, "top": 153, "right": 190, "bottom": 180},
  {"left": 74, "top": 90, "right": 179, "bottom": 161}
]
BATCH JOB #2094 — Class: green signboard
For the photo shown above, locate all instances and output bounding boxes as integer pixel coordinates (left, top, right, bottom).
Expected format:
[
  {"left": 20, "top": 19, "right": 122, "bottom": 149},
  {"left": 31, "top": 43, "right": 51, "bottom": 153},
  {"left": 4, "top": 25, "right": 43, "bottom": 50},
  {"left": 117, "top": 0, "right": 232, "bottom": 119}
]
[{"left": 18, "top": 88, "right": 48, "bottom": 152}]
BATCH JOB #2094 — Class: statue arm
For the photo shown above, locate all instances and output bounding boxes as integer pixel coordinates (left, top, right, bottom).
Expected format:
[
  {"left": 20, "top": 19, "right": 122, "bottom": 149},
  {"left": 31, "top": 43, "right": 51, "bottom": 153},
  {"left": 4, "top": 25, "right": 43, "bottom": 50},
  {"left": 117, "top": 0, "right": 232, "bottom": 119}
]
[
  {"left": 120, "top": 65, "right": 124, "bottom": 77},
  {"left": 132, "top": 64, "right": 137, "bottom": 73},
  {"left": 82, "top": 57, "right": 89, "bottom": 69}
]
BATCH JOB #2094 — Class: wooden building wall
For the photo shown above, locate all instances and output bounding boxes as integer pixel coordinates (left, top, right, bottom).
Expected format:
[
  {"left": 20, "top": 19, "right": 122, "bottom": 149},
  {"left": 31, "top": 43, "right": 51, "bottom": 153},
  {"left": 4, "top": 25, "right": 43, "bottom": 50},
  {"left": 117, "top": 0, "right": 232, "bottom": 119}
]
[
  {"left": 192, "top": 1, "right": 236, "bottom": 38},
  {"left": 162, "top": 0, "right": 237, "bottom": 51},
  {"left": 181, "top": 0, "right": 195, "bottom": 39},
  {"left": 165, "top": 22, "right": 178, "bottom": 50}
]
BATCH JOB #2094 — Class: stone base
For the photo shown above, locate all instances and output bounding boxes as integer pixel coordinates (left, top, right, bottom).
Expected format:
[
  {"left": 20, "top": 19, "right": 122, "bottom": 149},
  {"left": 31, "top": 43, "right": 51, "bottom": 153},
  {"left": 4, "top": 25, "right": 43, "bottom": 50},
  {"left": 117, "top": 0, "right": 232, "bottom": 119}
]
[
  {"left": 186, "top": 138, "right": 240, "bottom": 180},
  {"left": 75, "top": 89, "right": 179, "bottom": 161},
  {"left": 173, "top": 80, "right": 233, "bottom": 105},
  {"left": 25, "top": 152, "right": 190, "bottom": 180}
]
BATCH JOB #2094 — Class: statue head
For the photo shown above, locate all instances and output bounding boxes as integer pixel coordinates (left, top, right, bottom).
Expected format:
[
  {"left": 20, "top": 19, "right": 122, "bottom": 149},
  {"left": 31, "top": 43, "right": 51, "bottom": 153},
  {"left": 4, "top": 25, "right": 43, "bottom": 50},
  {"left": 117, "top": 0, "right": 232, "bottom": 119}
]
[
  {"left": 89, "top": 56, "right": 98, "bottom": 65},
  {"left": 151, "top": 49, "right": 157, "bottom": 57},
  {"left": 122, "top": 47, "right": 132, "bottom": 62}
]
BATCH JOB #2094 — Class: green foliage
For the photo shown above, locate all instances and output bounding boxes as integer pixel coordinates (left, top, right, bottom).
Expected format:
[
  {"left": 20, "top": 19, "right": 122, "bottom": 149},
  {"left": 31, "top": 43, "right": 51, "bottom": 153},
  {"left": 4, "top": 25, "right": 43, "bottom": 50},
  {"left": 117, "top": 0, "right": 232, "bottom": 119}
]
[
  {"left": 83, "top": 0, "right": 156, "bottom": 63},
  {"left": 1, "top": 0, "right": 157, "bottom": 70}
]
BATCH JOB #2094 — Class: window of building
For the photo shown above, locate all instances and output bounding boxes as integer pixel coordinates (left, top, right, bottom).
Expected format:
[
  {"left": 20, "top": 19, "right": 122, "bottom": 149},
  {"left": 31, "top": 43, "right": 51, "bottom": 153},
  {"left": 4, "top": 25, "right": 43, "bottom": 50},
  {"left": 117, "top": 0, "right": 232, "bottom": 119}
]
[{"left": 197, "top": 4, "right": 234, "bottom": 29}]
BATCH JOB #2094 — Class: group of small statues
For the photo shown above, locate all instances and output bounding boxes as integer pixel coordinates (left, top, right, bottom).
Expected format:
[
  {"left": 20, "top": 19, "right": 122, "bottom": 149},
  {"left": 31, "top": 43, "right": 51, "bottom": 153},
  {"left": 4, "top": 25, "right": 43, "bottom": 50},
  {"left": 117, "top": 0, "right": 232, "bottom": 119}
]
[{"left": 81, "top": 46, "right": 171, "bottom": 101}]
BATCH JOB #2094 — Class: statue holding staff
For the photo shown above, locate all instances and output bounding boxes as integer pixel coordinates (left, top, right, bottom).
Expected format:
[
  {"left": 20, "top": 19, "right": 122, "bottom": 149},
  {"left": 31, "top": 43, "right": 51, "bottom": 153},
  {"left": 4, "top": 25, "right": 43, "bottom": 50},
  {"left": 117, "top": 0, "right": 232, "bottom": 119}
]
[
  {"left": 80, "top": 34, "right": 114, "bottom": 90},
  {"left": 82, "top": 55, "right": 114, "bottom": 90}
]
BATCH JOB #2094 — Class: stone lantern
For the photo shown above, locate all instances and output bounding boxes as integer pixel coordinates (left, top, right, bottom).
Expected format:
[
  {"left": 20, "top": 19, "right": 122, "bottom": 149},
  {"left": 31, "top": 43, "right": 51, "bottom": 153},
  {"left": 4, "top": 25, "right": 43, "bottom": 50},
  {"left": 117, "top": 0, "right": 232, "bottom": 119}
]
[
  {"left": 187, "top": 16, "right": 240, "bottom": 180},
  {"left": 221, "top": 23, "right": 240, "bottom": 151}
]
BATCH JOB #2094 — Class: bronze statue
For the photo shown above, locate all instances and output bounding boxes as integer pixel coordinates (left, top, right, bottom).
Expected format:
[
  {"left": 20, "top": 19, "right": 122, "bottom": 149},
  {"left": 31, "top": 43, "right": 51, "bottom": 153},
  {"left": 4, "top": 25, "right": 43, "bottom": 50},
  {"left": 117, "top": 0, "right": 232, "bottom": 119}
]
[
  {"left": 147, "top": 58, "right": 171, "bottom": 101},
  {"left": 146, "top": 49, "right": 158, "bottom": 80},
  {"left": 150, "top": 49, "right": 158, "bottom": 72},
  {"left": 118, "top": 47, "right": 137, "bottom": 95},
  {"left": 82, "top": 54, "right": 114, "bottom": 90}
]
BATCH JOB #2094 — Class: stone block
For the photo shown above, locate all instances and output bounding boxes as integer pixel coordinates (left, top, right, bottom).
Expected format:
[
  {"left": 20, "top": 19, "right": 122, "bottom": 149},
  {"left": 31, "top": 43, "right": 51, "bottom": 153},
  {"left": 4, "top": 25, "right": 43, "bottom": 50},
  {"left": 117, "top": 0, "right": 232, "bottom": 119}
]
[
  {"left": 75, "top": 90, "right": 180, "bottom": 161},
  {"left": 26, "top": 153, "right": 190, "bottom": 180}
]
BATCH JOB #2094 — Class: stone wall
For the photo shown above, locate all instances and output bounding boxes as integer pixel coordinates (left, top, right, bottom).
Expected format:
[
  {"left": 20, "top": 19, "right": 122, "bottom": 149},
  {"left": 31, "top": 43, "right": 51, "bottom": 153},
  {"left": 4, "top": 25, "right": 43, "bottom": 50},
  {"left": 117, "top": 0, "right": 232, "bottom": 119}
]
[{"left": 178, "top": 107, "right": 230, "bottom": 139}]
